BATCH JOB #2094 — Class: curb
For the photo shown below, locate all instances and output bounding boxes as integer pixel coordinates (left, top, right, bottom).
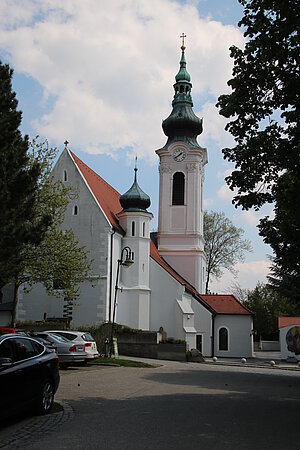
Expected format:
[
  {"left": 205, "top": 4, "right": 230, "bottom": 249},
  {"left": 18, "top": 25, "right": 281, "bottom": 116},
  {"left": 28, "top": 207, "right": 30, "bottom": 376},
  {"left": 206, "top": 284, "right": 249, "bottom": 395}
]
[{"left": 204, "top": 360, "right": 300, "bottom": 372}]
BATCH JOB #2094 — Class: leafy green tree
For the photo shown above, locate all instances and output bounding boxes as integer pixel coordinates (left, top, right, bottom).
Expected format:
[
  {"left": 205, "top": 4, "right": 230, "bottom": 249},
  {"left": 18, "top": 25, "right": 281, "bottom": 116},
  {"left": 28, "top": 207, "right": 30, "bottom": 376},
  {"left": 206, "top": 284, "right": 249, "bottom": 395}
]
[
  {"left": 204, "top": 210, "right": 252, "bottom": 294},
  {"left": 10, "top": 139, "right": 92, "bottom": 326},
  {"left": 217, "top": 0, "right": 300, "bottom": 301},
  {"left": 244, "top": 283, "right": 300, "bottom": 339},
  {"left": 0, "top": 62, "right": 51, "bottom": 298},
  {"left": 260, "top": 171, "right": 300, "bottom": 302}
]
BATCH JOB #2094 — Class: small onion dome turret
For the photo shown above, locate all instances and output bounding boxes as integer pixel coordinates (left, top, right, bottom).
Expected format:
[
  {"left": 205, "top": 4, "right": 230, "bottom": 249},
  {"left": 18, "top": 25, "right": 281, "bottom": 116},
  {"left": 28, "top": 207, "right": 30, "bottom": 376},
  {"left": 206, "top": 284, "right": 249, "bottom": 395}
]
[{"left": 119, "top": 161, "right": 151, "bottom": 212}]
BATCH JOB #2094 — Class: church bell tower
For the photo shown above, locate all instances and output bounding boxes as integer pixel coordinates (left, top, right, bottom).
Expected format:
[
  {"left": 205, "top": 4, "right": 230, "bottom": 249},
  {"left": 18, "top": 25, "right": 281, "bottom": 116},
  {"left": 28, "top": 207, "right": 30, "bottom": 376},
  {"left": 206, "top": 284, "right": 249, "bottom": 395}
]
[{"left": 156, "top": 36, "right": 207, "bottom": 293}]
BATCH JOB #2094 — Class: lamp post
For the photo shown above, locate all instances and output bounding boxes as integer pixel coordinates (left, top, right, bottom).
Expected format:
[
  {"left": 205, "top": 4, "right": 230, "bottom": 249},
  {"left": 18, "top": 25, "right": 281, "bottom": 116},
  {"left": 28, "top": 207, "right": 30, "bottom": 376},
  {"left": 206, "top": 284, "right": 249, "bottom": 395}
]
[{"left": 110, "top": 246, "right": 134, "bottom": 356}]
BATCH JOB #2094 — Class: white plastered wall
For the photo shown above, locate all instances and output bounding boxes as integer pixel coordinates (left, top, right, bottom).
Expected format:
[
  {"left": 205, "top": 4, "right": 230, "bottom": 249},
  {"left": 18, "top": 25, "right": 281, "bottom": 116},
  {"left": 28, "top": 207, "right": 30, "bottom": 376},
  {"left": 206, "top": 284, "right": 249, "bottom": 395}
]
[
  {"left": 214, "top": 314, "right": 253, "bottom": 358},
  {"left": 17, "top": 149, "right": 117, "bottom": 326}
]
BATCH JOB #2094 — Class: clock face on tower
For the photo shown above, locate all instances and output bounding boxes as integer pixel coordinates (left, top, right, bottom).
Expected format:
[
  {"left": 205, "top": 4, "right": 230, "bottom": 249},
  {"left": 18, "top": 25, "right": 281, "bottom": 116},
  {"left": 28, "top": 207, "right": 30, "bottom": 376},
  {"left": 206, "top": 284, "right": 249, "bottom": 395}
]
[{"left": 173, "top": 147, "right": 186, "bottom": 162}]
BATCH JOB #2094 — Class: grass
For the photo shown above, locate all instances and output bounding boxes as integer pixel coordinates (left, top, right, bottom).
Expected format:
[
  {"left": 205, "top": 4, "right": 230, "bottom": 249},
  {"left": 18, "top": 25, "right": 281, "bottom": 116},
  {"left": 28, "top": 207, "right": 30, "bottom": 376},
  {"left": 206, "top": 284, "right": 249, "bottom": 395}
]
[{"left": 88, "top": 357, "right": 155, "bottom": 368}]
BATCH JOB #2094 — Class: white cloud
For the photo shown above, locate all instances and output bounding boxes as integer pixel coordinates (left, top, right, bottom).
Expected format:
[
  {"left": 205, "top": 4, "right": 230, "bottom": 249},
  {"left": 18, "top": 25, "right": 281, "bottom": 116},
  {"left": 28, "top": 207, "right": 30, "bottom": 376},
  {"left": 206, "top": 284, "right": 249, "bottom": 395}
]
[
  {"left": 0, "top": 0, "right": 244, "bottom": 161},
  {"left": 217, "top": 183, "right": 235, "bottom": 203},
  {"left": 210, "top": 259, "right": 270, "bottom": 293},
  {"left": 203, "top": 197, "right": 214, "bottom": 208},
  {"left": 197, "top": 102, "right": 235, "bottom": 149},
  {"left": 239, "top": 210, "right": 260, "bottom": 227}
]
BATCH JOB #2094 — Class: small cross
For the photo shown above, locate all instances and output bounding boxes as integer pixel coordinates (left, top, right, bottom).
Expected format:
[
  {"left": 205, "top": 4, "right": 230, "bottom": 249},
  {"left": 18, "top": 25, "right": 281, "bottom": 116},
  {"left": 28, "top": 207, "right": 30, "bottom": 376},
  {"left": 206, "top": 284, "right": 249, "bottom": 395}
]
[
  {"left": 180, "top": 33, "right": 186, "bottom": 49},
  {"left": 64, "top": 140, "right": 69, "bottom": 148}
]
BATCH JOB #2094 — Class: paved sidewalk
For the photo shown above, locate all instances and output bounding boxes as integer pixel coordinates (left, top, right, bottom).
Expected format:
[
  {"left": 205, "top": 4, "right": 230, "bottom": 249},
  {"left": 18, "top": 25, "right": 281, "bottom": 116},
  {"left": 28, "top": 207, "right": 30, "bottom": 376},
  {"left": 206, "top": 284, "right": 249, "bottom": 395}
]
[{"left": 120, "top": 352, "right": 300, "bottom": 372}]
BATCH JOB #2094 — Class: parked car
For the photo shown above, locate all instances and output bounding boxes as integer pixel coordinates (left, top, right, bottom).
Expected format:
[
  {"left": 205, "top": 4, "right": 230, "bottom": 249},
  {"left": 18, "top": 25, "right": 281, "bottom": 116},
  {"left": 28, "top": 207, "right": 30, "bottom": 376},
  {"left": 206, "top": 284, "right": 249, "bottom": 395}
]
[
  {"left": 0, "top": 334, "right": 60, "bottom": 421},
  {"left": 0, "top": 327, "right": 27, "bottom": 336},
  {"left": 49, "top": 330, "right": 99, "bottom": 360},
  {"left": 28, "top": 335, "right": 57, "bottom": 353},
  {"left": 28, "top": 332, "right": 87, "bottom": 368}
]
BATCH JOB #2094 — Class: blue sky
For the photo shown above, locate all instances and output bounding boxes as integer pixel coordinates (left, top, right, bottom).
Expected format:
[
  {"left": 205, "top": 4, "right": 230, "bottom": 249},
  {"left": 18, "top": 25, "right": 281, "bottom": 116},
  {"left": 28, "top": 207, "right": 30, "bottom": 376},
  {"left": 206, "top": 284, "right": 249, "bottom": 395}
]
[{"left": 0, "top": 0, "right": 273, "bottom": 293}]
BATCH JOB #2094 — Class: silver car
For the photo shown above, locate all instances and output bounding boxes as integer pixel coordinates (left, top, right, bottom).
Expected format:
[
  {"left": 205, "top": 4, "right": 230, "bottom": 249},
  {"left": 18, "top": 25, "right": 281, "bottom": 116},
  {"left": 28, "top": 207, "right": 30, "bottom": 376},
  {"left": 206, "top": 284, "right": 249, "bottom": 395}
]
[
  {"left": 29, "top": 332, "right": 87, "bottom": 369},
  {"left": 48, "top": 330, "right": 99, "bottom": 360}
]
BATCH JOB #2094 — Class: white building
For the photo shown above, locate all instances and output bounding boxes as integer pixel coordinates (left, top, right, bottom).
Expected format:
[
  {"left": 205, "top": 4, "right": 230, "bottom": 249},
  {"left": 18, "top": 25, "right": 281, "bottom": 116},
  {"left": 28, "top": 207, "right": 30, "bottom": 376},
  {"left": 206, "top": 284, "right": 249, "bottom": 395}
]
[
  {"left": 279, "top": 317, "right": 300, "bottom": 361},
  {"left": 2, "top": 43, "right": 253, "bottom": 358}
]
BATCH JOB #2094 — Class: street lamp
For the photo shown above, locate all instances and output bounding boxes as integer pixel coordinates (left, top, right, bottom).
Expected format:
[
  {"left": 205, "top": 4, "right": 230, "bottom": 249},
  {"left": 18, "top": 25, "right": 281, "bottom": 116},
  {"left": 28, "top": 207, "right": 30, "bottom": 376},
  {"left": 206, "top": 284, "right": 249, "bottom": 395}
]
[{"left": 110, "top": 246, "right": 134, "bottom": 356}]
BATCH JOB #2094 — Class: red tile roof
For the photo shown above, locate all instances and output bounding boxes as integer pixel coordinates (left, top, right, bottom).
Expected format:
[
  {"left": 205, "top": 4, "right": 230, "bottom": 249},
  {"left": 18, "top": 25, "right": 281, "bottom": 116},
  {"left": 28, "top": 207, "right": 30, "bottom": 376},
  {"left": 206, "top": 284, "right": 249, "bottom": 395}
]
[
  {"left": 68, "top": 150, "right": 252, "bottom": 316},
  {"left": 200, "top": 294, "right": 252, "bottom": 315},
  {"left": 278, "top": 317, "right": 300, "bottom": 329},
  {"left": 150, "top": 241, "right": 251, "bottom": 315},
  {"left": 69, "top": 151, "right": 124, "bottom": 234}
]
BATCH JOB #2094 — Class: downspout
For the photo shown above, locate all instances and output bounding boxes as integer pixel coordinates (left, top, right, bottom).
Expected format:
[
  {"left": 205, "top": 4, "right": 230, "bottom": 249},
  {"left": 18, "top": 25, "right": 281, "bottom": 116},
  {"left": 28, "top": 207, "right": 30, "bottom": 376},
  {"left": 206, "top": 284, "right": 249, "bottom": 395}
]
[
  {"left": 108, "top": 228, "right": 115, "bottom": 323},
  {"left": 211, "top": 313, "right": 216, "bottom": 357}
]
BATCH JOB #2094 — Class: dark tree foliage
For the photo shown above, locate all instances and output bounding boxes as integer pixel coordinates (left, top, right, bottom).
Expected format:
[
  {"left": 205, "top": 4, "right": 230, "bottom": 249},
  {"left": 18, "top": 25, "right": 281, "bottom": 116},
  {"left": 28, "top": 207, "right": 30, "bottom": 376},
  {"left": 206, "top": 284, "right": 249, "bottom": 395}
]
[
  {"left": 0, "top": 61, "right": 50, "bottom": 295},
  {"left": 244, "top": 283, "right": 300, "bottom": 339},
  {"left": 260, "top": 171, "right": 300, "bottom": 300},
  {"left": 217, "top": 0, "right": 300, "bottom": 302}
]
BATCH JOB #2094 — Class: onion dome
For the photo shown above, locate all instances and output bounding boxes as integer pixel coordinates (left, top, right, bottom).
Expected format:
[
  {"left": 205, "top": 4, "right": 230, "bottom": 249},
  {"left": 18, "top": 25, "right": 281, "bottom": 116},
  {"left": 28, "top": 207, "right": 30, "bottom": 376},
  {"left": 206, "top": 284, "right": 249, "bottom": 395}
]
[
  {"left": 120, "top": 159, "right": 151, "bottom": 212},
  {"left": 162, "top": 39, "right": 203, "bottom": 148}
]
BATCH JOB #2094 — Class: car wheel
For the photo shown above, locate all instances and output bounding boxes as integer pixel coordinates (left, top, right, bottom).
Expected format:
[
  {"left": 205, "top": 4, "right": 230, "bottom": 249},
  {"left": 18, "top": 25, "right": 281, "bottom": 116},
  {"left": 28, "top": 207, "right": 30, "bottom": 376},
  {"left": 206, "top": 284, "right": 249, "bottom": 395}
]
[{"left": 36, "top": 380, "right": 54, "bottom": 415}]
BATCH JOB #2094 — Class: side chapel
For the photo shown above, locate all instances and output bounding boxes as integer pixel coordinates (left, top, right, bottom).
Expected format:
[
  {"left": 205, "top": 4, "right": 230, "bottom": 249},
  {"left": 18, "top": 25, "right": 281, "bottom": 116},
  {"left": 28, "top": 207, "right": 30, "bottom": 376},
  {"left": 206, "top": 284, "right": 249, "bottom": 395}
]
[{"left": 10, "top": 41, "right": 253, "bottom": 357}]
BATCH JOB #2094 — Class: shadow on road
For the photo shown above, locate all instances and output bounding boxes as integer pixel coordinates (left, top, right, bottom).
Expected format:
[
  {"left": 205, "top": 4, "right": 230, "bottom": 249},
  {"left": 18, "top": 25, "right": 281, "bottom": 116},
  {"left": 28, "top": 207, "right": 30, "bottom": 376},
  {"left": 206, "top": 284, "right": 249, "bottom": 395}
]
[
  {"left": 142, "top": 367, "right": 300, "bottom": 399},
  {"left": 25, "top": 391, "right": 300, "bottom": 450}
]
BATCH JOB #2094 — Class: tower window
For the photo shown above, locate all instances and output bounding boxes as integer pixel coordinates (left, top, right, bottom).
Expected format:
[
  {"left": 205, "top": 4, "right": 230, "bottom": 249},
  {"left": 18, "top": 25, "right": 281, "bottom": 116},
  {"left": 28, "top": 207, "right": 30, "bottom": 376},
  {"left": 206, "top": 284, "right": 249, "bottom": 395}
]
[
  {"left": 73, "top": 205, "right": 78, "bottom": 215},
  {"left": 172, "top": 172, "right": 185, "bottom": 205},
  {"left": 142, "top": 222, "right": 146, "bottom": 237},
  {"left": 131, "top": 221, "right": 136, "bottom": 237},
  {"left": 219, "top": 327, "right": 229, "bottom": 351},
  {"left": 63, "top": 170, "right": 68, "bottom": 182}
]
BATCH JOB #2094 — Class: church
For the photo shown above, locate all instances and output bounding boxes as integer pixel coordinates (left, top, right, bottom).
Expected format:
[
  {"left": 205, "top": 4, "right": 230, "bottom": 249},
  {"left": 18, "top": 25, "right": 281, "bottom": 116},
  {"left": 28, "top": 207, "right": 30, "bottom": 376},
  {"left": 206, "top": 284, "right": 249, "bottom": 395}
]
[{"left": 10, "top": 42, "right": 253, "bottom": 358}]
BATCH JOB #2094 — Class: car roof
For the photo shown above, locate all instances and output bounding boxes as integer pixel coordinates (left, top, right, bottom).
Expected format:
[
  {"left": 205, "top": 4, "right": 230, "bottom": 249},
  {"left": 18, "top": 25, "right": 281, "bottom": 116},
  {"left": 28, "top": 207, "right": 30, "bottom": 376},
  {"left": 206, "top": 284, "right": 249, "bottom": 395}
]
[
  {"left": 0, "top": 334, "right": 44, "bottom": 344},
  {"left": 49, "top": 330, "right": 83, "bottom": 335}
]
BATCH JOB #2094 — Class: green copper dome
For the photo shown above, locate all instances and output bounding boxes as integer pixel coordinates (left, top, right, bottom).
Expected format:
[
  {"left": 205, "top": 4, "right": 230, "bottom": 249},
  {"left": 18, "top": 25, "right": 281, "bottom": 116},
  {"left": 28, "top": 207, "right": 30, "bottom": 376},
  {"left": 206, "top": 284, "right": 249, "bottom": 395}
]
[
  {"left": 120, "top": 161, "right": 151, "bottom": 212},
  {"left": 175, "top": 49, "right": 191, "bottom": 83},
  {"left": 162, "top": 42, "right": 203, "bottom": 148}
]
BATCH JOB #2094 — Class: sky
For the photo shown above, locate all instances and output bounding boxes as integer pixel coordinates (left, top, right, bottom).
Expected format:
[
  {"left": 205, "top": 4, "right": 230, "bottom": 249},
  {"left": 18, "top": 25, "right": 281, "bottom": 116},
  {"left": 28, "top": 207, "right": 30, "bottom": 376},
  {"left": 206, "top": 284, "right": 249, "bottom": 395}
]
[{"left": 0, "top": 0, "right": 273, "bottom": 294}]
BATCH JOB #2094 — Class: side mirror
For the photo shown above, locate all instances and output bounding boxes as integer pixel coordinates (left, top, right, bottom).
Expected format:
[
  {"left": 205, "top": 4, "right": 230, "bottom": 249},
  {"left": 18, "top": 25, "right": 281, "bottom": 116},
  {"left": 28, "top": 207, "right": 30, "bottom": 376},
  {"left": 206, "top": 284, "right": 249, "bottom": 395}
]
[{"left": 0, "top": 357, "right": 13, "bottom": 368}]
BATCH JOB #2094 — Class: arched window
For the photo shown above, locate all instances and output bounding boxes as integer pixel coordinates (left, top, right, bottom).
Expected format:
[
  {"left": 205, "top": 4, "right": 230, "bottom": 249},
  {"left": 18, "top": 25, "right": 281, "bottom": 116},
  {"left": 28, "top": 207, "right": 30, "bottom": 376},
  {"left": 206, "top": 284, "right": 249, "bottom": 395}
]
[
  {"left": 172, "top": 172, "right": 185, "bottom": 205},
  {"left": 63, "top": 170, "right": 68, "bottom": 182},
  {"left": 131, "top": 221, "right": 136, "bottom": 237},
  {"left": 219, "top": 327, "right": 229, "bottom": 351},
  {"left": 73, "top": 205, "right": 78, "bottom": 215}
]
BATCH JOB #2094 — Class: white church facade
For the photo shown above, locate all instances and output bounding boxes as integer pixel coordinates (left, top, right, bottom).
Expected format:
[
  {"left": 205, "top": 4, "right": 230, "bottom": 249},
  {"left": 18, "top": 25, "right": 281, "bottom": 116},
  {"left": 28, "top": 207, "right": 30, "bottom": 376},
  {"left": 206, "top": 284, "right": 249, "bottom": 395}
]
[{"left": 3, "top": 43, "right": 253, "bottom": 358}]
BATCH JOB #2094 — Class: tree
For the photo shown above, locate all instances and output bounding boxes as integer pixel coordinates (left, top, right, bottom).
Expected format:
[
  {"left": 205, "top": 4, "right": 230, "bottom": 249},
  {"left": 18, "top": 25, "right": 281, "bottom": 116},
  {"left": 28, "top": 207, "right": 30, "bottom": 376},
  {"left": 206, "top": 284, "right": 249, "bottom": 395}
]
[
  {"left": 203, "top": 210, "right": 252, "bottom": 294},
  {"left": 260, "top": 171, "right": 300, "bottom": 303},
  {"left": 217, "top": 0, "right": 300, "bottom": 301},
  {"left": 244, "top": 282, "right": 300, "bottom": 340},
  {"left": 10, "top": 139, "right": 92, "bottom": 326},
  {"left": 0, "top": 62, "right": 51, "bottom": 298},
  {"left": 227, "top": 281, "right": 249, "bottom": 303}
]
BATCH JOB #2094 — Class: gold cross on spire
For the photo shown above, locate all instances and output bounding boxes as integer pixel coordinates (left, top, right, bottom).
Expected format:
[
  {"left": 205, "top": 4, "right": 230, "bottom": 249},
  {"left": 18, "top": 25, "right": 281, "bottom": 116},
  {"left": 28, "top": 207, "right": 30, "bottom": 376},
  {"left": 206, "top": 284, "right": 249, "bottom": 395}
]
[{"left": 180, "top": 32, "right": 186, "bottom": 49}]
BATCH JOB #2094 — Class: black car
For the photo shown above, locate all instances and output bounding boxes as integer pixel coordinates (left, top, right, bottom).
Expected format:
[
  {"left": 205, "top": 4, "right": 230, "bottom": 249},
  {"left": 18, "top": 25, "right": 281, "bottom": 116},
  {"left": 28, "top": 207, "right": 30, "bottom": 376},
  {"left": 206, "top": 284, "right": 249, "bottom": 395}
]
[{"left": 0, "top": 334, "right": 60, "bottom": 421}]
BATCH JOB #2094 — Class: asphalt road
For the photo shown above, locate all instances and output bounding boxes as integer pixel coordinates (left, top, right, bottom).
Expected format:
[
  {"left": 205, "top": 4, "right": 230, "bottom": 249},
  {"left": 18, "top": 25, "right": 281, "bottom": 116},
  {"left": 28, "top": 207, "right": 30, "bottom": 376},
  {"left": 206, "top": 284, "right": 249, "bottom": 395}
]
[{"left": 1, "top": 360, "right": 300, "bottom": 450}]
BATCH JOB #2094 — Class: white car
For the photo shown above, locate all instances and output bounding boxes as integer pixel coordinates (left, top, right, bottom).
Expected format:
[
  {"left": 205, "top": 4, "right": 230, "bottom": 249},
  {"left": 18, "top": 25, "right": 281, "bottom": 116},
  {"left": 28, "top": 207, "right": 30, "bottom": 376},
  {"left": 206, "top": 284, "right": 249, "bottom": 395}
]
[{"left": 48, "top": 330, "right": 99, "bottom": 360}]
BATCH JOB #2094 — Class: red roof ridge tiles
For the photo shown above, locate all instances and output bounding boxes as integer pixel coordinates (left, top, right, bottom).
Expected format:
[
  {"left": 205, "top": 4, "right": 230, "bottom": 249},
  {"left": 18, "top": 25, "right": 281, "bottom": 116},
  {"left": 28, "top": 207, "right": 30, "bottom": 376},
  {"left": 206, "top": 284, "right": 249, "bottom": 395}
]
[
  {"left": 200, "top": 293, "right": 252, "bottom": 315},
  {"left": 278, "top": 317, "right": 300, "bottom": 329}
]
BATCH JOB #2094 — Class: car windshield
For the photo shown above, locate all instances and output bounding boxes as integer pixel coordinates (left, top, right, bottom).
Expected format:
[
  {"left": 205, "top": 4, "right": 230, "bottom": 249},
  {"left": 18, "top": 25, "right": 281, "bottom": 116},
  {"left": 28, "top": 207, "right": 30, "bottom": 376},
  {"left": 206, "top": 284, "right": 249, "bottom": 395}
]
[
  {"left": 81, "top": 333, "right": 95, "bottom": 342},
  {"left": 47, "top": 333, "right": 70, "bottom": 343}
]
